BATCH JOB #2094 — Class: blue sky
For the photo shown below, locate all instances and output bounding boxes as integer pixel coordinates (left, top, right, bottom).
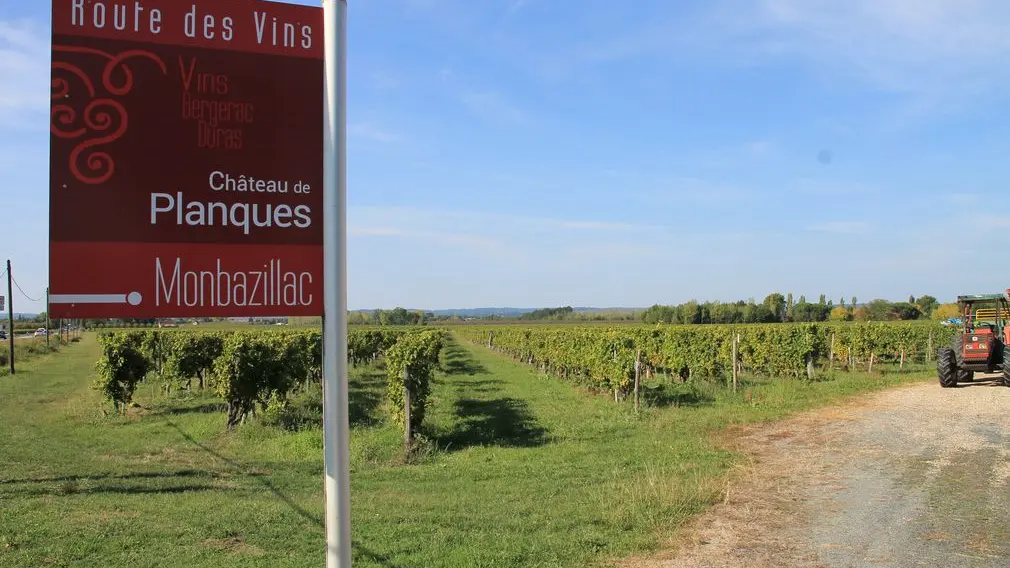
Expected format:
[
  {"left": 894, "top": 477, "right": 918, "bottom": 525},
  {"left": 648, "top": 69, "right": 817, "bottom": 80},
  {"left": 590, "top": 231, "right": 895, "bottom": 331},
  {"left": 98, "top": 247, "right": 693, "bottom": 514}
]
[{"left": 3, "top": 0, "right": 1010, "bottom": 312}]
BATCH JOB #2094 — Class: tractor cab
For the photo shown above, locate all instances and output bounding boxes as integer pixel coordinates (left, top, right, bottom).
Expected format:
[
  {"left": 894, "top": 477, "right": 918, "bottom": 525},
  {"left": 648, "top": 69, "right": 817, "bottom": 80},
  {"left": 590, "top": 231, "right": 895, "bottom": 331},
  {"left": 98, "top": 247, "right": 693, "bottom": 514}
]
[{"left": 956, "top": 291, "right": 1010, "bottom": 367}]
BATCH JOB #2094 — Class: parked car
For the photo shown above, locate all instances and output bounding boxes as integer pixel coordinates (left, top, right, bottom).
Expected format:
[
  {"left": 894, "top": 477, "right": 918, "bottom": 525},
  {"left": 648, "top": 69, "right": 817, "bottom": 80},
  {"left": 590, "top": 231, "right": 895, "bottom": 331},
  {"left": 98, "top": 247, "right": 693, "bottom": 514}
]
[
  {"left": 34, "top": 328, "right": 47, "bottom": 337},
  {"left": 0, "top": 330, "right": 6, "bottom": 340}
]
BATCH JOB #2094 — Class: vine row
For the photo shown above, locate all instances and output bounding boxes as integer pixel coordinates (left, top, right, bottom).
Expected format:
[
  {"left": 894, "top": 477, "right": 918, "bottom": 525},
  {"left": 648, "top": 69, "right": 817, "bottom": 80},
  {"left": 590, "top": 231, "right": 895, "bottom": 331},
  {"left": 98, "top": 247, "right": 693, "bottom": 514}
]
[
  {"left": 457, "top": 322, "right": 957, "bottom": 397},
  {"left": 94, "top": 328, "right": 445, "bottom": 434}
]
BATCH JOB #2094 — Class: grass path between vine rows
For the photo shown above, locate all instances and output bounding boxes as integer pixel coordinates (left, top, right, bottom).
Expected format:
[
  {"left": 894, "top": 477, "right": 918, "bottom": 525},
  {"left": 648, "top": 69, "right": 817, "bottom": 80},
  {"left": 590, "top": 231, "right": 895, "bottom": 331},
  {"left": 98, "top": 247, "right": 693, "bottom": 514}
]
[{"left": 0, "top": 332, "right": 937, "bottom": 567}]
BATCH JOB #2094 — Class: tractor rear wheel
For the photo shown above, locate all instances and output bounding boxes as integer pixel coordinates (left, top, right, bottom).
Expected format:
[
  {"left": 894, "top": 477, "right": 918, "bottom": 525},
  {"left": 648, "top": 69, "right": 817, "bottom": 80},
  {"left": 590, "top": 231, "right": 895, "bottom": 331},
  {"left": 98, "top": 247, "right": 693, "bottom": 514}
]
[
  {"left": 1002, "top": 360, "right": 1010, "bottom": 387},
  {"left": 950, "top": 335, "right": 974, "bottom": 382},
  {"left": 938, "top": 348, "right": 958, "bottom": 388}
]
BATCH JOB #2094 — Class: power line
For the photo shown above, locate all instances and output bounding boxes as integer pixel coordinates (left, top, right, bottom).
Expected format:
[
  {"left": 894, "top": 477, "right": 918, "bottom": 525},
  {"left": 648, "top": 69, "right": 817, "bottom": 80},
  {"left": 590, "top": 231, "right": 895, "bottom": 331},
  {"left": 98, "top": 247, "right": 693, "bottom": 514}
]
[{"left": 11, "top": 276, "right": 42, "bottom": 303}]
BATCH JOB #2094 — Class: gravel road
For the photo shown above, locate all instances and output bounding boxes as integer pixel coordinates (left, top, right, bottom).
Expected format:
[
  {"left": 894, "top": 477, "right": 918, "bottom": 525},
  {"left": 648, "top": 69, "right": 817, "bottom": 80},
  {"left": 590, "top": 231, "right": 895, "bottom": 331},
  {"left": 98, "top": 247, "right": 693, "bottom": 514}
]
[{"left": 622, "top": 376, "right": 1010, "bottom": 568}]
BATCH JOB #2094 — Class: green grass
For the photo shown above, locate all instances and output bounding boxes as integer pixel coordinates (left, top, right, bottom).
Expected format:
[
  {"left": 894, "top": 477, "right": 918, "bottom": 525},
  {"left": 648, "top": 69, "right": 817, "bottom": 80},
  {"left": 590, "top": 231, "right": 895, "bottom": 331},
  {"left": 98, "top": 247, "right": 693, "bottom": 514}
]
[
  {"left": 0, "top": 332, "right": 937, "bottom": 567},
  {"left": 0, "top": 336, "right": 74, "bottom": 376}
]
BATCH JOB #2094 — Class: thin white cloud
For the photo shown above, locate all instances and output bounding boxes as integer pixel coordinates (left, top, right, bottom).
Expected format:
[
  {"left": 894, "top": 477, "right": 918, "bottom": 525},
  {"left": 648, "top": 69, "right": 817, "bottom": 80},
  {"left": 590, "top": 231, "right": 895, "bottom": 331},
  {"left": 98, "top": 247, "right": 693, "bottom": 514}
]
[
  {"left": 349, "top": 227, "right": 408, "bottom": 237},
  {"left": 533, "top": 1, "right": 1010, "bottom": 113},
  {"left": 967, "top": 214, "right": 1010, "bottom": 228},
  {"left": 351, "top": 224, "right": 488, "bottom": 242},
  {"left": 699, "top": 140, "right": 779, "bottom": 170},
  {"left": 348, "top": 122, "right": 403, "bottom": 143},
  {"left": 508, "top": 0, "right": 529, "bottom": 14},
  {"left": 554, "top": 220, "right": 639, "bottom": 231},
  {"left": 945, "top": 192, "right": 990, "bottom": 206},
  {"left": 700, "top": 0, "right": 1010, "bottom": 99},
  {"left": 460, "top": 91, "right": 526, "bottom": 125},
  {"left": 367, "top": 70, "right": 400, "bottom": 91},
  {"left": 560, "top": 243, "right": 664, "bottom": 262},
  {"left": 349, "top": 225, "right": 504, "bottom": 249},
  {"left": 350, "top": 205, "right": 662, "bottom": 235},
  {"left": 0, "top": 19, "right": 49, "bottom": 123},
  {"left": 620, "top": 175, "right": 755, "bottom": 205},
  {"left": 790, "top": 177, "right": 880, "bottom": 197},
  {"left": 745, "top": 139, "right": 775, "bottom": 155},
  {"left": 806, "top": 221, "right": 872, "bottom": 235}
]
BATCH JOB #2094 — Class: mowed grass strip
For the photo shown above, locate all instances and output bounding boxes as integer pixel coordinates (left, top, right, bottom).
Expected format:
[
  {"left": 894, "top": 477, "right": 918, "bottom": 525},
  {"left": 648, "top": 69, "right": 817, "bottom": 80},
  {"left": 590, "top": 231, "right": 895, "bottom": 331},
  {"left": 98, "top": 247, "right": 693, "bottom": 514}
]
[
  {"left": 0, "top": 337, "right": 71, "bottom": 377},
  {"left": 0, "top": 332, "right": 934, "bottom": 567}
]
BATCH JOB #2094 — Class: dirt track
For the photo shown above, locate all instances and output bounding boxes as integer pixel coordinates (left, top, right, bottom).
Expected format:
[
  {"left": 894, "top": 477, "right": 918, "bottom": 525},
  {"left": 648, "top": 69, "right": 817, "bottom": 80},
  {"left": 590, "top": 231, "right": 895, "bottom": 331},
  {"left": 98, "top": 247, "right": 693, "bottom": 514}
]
[{"left": 622, "top": 376, "right": 1010, "bottom": 568}]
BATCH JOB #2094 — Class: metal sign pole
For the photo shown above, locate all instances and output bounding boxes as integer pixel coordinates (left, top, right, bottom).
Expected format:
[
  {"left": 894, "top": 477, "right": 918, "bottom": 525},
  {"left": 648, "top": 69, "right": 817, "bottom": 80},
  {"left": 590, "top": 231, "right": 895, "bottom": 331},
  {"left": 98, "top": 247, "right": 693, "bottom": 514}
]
[{"left": 322, "top": 1, "right": 351, "bottom": 566}]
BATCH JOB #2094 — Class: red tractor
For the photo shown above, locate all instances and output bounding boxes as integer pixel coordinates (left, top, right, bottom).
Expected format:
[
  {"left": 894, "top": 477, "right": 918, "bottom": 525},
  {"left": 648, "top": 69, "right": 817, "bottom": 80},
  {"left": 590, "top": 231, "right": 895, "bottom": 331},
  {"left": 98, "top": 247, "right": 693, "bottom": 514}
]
[{"left": 937, "top": 290, "right": 1010, "bottom": 387}]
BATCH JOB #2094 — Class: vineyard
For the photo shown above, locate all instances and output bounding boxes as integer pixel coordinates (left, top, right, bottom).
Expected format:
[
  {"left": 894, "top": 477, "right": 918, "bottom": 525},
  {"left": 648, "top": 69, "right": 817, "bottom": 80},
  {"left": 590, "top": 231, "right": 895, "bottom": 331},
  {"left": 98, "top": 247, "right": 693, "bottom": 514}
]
[
  {"left": 95, "top": 322, "right": 957, "bottom": 425},
  {"left": 94, "top": 328, "right": 444, "bottom": 441},
  {"left": 5, "top": 321, "right": 961, "bottom": 566},
  {"left": 457, "top": 322, "right": 958, "bottom": 398}
]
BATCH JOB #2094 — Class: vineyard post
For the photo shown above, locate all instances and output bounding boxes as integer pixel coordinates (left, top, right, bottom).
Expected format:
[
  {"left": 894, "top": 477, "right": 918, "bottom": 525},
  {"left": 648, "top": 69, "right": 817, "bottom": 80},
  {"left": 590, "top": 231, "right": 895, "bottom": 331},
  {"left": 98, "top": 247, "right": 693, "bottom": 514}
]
[
  {"left": 321, "top": 2, "right": 351, "bottom": 567},
  {"left": 928, "top": 331, "right": 933, "bottom": 362},
  {"left": 868, "top": 353, "right": 875, "bottom": 374},
  {"left": 829, "top": 333, "right": 835, "bottom": 371},
  {"left": 900, "top": 348, "right": 905, "bottom": 370},
  {"left": 45, "top": 287, "right": 50, "bottom": 348},
  {"left": 731, "top": 334, "right": 738, "bottom": 393},
  {"left": 6, "top": 260, "right": 13, "bottom": 375},
  {"left": 633, "top": 350, "right": 641, "bottom": 412},
  {"left": 403, "top": 368, "right": 412, "bottom": 454}
]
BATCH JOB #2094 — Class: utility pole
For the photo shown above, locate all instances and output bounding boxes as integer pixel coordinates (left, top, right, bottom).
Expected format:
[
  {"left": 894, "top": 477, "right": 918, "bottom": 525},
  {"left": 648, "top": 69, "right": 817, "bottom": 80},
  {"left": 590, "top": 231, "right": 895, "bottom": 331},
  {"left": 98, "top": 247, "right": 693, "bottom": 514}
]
[{"left": 7, "top": 260, "right": 14, "bottom": 374}]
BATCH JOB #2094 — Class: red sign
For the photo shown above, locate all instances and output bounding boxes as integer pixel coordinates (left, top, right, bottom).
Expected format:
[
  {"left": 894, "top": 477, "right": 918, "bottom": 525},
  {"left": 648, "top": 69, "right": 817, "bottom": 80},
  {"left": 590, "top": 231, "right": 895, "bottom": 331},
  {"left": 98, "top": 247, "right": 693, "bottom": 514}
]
[{"left": 48, "top": 0, "right": 323, "bottom": 319}]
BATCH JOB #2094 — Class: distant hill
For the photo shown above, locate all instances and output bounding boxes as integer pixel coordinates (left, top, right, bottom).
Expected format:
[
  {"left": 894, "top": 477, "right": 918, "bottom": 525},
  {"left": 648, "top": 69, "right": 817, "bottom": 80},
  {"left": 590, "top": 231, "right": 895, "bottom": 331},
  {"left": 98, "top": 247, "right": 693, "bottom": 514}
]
[
  {"left": 414, "top": 307, "right": 536, "bottom": 318},
  {"left": 0, "top": 313, "right": 40, "bottom": 320},
  {"left": 350, "top": 306, "right": 643, "bottom": 318}
]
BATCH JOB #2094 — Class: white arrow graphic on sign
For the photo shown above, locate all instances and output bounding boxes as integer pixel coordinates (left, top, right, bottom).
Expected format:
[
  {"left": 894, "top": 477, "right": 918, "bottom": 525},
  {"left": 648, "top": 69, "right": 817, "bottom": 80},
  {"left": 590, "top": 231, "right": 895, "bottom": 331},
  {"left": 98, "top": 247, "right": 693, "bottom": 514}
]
[{"left": 49, "top": 292, "right": 142, "bottom": 306}]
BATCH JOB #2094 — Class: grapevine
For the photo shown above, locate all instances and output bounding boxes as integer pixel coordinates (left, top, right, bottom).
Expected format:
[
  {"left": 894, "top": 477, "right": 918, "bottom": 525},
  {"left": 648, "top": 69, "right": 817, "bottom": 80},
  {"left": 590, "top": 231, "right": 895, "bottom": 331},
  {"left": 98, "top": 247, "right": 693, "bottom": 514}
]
[
  {"left": 94, "top": 332, "right": 152, "bottom": 413},
  {"left": 458, "top": 322, "right": 957, "bottom": 399},
  {"left": 94, "top": 327, "right": 445, "bottom": 431},
  {"left": 384, "top": 330, "right": 446, "bottom": 435}
]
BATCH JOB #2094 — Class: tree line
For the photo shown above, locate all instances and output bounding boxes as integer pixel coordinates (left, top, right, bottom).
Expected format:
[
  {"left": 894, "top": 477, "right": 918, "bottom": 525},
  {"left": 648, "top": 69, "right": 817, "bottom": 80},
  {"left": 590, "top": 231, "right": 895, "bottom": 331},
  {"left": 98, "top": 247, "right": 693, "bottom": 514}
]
[
  {"left": 348, "top": 307, "right": 430, "bottom": 326},
  {"left": 640, "top": 294, "right": 942, "bottom": 325},
  {"left": 80, "top": 292, "right": 963, "bottom": 330}
]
